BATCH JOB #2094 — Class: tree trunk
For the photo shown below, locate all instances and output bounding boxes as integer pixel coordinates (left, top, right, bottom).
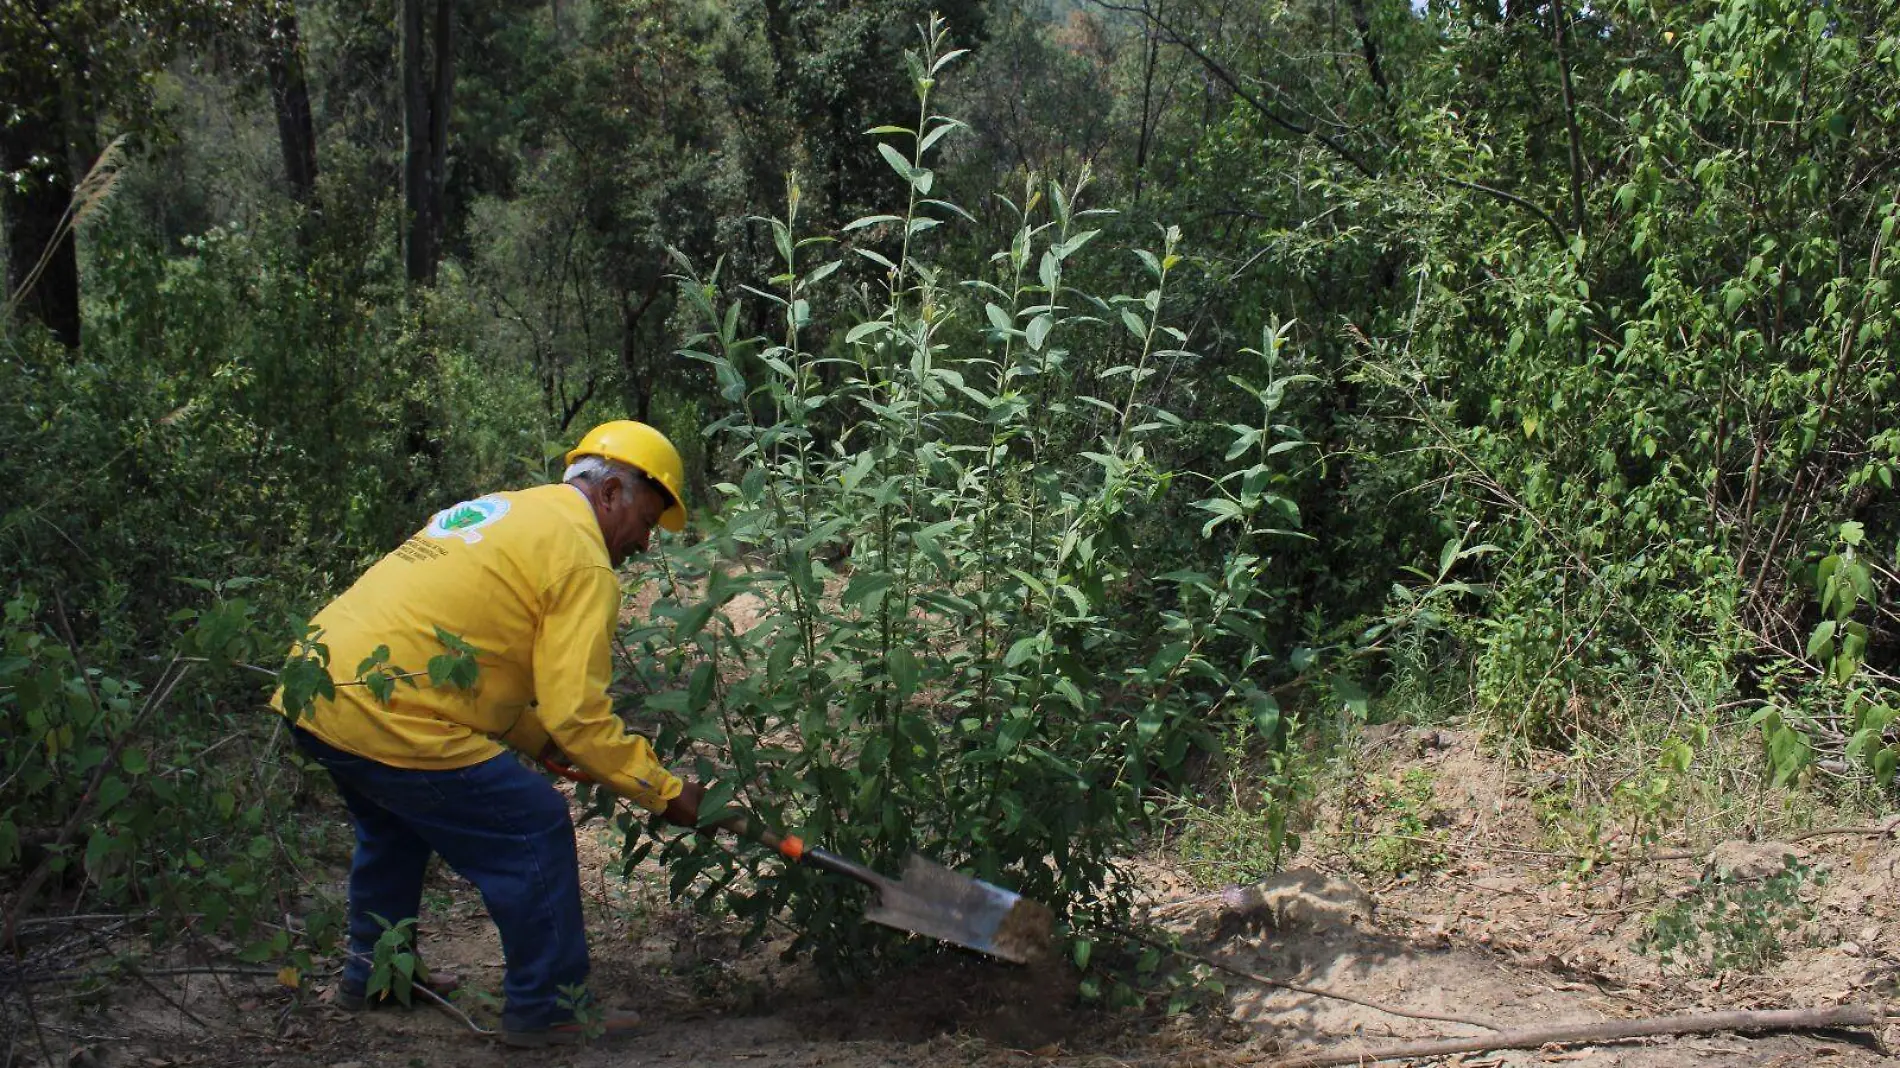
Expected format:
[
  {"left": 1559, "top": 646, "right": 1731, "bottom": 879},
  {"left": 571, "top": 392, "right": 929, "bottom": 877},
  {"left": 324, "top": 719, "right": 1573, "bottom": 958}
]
[
  {"left": 429, "top": 0, "right": 453, "bottom": 255},
  {"left": 1347, "top": 0, "right": 1391, "bottom": 106},
  {"left": 401, "top": 0, "right": 453, "bottom": 285},
  {"left": 264, "top": 0, "right": 319, "bottom": 213},
  {"left": 1, "top": 129, "right": 82, "bottom": 350},
  {"left": 1132, "top": 0, "right": 1161, "bottom": 205},
  {"left": 0, "top": 6, "right": 85, "bottom": 350},
  {"left": 401, "top": 0, "right": 434, "bottom": 284},
  {"left": 617, "top": 277, "right": 665, "bottom": 424},
  {"left": 1549, "top": 0, "right": 1589, "bottom": 239}
]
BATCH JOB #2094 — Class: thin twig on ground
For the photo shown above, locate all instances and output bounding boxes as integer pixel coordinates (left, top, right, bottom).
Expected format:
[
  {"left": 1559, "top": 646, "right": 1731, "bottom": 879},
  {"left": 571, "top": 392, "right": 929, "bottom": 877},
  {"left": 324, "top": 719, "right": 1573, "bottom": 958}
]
[
  {"left": 1108, "top": 925, "right": 1501, "bottom": 1032},
  {"left": 11, "top": 970, "right": 60, "bottom": 1068},
  {"left": 1261, "top": 1003, "right": 1887, "bottom": 1068},
  {"left": 122, "top": 964, "right": 216, "bottom": 1032},
  {"left": 411, "top": 978, "right": 494, "bottom": 1036},
  {"left": 336, "top": 948, "right": 494, "bottom": 1036},
  {"left": 15, "top": 913, "right": 152, "bottom": 932},
  {"left": 4, "top": 964, "right": 284, "bottom": 986}
]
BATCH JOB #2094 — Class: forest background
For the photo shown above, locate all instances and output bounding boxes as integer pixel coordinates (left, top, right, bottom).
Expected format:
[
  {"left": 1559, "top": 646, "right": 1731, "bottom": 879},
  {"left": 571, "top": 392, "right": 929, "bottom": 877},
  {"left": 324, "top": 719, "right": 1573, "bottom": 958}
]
[{"left": 4, "top": 0, "right": 1900, "bottom": 1010}]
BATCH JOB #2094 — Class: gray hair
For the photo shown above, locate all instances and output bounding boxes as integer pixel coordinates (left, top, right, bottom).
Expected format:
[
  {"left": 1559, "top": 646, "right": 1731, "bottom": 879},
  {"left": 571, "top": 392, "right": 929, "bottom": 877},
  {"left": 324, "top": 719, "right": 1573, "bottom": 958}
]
[{"left": 563, "top": 455, "right": 644, "bottom": 495}]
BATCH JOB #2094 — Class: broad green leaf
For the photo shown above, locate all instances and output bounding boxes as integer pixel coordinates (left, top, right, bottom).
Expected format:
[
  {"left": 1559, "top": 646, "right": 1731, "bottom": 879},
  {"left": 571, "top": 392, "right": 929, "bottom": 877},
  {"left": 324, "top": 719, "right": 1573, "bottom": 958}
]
[
  {"left": 356, "top": 645, "right": 392, "bottom": 678},
  {"left": 843, "top": 572, "right": 895, "bottom": 609},
  {"left": 97, "top": 775, "right": 130, "bottom": 813},
  {"left": 688, "top": 662, "right": 717, "bottom": 713},
  {"left": 1136, "top": 707, "right": 1164, "bottom": 742},
  {"left": 767, "top": 637, "right": 798, "bottom": 683},
  {"left": 930, "top": 48, "right": 970, "bottom": 75},
  {"left": 1026, "top": 315, "right": 1053, "bottom": 351},
  {"left": 855, "top": 248, "right": 899, "bottom": 273},
  {"left": 801, "top": 260, "right": 842, "bottom": 289},
  {"left": 876, "top": 142, "right": 914, "bottom": 181},
  {"left": 1332, "top": 677, "right": 1369, "bottom": 719},
  {"left": 1052, "top": 677, "right": 1085, "bottom": 710},
  {"left": 1004, "top": 636, "right": 1043, "bottom": 668},
  {"left": 845, "top": 320, "right": 889, "bottom": 343},
  {"left": 1250, "top": 692, "right": 1282, "bottom": 739},
  {"left": 1877, "top": 747, "right": 1898, "bottom": 785},
  {"left": 1806, "top": 619, "right": 1837, "bottom": 659},
  {"left": 699, "top": 779, "right": 739, "bottom": 824},
  {"left": 888, "top": 647, "right": 919, "bottom": 700},
  {"left": 919, "top": 121, "right": 961, "bottom": 154},
  {"left": 1054, "top": 230, "right": 1100, "bottom": 261}
]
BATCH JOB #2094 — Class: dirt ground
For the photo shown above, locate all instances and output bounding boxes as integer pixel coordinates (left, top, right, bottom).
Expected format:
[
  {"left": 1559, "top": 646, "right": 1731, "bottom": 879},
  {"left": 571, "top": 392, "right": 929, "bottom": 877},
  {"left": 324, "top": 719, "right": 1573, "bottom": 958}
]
[
  {"left": 1133, "top": 725, "right": 1900, "bottom": 1067},
  {"left": 13, "top": 725, "right": 1898, "bottom": 1068}
]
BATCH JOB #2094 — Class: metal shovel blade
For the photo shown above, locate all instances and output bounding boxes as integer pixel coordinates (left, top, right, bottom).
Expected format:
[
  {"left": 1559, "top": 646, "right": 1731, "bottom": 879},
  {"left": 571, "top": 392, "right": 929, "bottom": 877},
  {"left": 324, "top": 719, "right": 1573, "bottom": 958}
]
[{"left": 862, "top": 853, "right": 1055, "bottom": 964}]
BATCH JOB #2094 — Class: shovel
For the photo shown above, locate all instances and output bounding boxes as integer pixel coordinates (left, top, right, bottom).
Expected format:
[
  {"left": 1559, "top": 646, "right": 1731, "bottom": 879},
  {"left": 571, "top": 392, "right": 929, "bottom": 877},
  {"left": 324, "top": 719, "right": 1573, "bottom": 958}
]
[
  {"left": 718, "top": 815, "right": 1055, "bottom": 965},
  {"left": 536, "top": 756, "right": 1053, "bottom": 963}
]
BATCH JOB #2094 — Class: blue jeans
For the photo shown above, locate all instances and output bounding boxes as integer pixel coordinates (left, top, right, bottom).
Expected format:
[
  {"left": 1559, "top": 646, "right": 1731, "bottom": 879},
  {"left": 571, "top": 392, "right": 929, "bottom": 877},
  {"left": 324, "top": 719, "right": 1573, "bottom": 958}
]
[{"left": 291, "top": 727, "right": 590, "bottom": 1031}]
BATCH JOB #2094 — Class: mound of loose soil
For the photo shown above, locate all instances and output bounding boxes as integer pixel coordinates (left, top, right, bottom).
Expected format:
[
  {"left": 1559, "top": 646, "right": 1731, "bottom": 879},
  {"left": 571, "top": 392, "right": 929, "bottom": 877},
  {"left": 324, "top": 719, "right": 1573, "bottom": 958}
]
[{"left": 792, "top": 950, "right": 1087, "bottom": 1050}]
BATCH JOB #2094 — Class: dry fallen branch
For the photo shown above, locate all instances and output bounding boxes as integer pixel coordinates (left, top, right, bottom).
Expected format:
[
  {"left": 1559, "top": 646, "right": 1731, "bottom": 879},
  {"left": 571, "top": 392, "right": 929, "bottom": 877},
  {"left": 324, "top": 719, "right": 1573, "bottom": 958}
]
[
  {"left": 1262, "top": 1004, "right": 1887, "bottom": 1067},
  {"left": 4, "top": 964, "right": 284, "bottom": 987}
]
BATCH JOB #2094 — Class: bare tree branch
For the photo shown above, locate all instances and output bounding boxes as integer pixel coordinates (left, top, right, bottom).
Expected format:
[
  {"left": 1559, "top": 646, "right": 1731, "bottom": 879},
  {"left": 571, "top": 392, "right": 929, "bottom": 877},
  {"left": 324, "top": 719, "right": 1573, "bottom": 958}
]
[
  {"left": 1088, "top": 0, "right": 1379, "bottom": 178},
  {"left": 1444, "top": 177, "right": 1571, "bottom": 245}
]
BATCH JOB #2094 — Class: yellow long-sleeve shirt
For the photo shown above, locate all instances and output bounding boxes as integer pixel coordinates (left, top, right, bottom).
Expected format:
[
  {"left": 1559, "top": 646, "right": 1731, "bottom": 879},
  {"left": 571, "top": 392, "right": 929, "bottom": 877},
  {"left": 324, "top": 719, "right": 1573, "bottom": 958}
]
[{"left": 274, "top": 483, "right": 682, "bottom": 812}]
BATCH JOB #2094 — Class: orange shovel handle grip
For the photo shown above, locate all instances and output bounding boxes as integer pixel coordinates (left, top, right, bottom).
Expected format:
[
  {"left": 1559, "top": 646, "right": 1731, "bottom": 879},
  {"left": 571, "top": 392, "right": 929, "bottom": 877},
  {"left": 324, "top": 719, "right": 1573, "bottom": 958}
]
[
  {"left": 713, "top": 816, "right": 805, "bottom": 860},
  {"left": 538, "top": 754, "right": 593, "bottom": 783},
  {"left": 713, "top": 817, "right": 885, "bottom": 891}
]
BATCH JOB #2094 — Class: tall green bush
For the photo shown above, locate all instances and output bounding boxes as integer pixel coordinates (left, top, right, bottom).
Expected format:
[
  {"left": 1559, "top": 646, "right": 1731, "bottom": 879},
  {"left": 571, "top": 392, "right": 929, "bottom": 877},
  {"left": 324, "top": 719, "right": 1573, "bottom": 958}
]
[
  {"left": 1330, "top": 0, "right": 1900, "bottom": 771},
  {"left": 594, "top": 18, "right": 1331, "bottom": 981}
]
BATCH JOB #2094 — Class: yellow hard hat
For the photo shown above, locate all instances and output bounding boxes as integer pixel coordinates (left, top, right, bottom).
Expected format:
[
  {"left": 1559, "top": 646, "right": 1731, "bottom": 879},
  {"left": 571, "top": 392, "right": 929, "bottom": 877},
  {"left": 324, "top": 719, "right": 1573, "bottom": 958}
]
[{"left": 566, "top": 420, "right": 687, "bottom": 532}]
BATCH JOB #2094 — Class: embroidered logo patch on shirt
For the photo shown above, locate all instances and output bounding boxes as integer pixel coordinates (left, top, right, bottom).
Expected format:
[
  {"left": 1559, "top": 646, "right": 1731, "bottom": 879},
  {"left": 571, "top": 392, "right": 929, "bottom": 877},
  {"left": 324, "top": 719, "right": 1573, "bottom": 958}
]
[{"left": 424, "top": 495, "right": 512, "bottom": 544}]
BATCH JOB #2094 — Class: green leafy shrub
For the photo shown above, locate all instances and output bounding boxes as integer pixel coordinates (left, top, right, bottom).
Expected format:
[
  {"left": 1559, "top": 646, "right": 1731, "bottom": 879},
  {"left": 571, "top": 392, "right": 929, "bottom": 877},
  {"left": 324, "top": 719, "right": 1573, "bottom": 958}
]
[
  {"left": 0, "top": 591, "right": 342, "bottom": 979},
  {"left": 1639, "top": 856, "right": 1822, "bottom": 975},
  {"left": 1343, "top": 767, "right": 1447, "bottom": 879},
  {"left": 586, "top": 18, "right": 1333, "bottom": 981},
  {"left": 365, "top": 915, "right": 424, "bottom": 1006},
  {"left": 1166, "top": 717, "right": 1313, "bottom": 889},
  {"left": 1753, "top": 522, "right": 1900, "bottom": 790},
  {"left": 1335, "top": 0, "right": 1900, "bottom": 776},
  {"left": 0, "top": 197, "right": 536, "bottom": 988}
]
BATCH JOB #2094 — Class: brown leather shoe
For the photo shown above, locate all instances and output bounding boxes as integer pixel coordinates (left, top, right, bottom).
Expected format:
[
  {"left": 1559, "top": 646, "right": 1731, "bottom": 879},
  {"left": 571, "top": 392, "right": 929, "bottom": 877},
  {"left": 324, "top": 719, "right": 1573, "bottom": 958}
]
[{"left": 499, "top": 1007, "right": 642, "bottom": 1048}]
